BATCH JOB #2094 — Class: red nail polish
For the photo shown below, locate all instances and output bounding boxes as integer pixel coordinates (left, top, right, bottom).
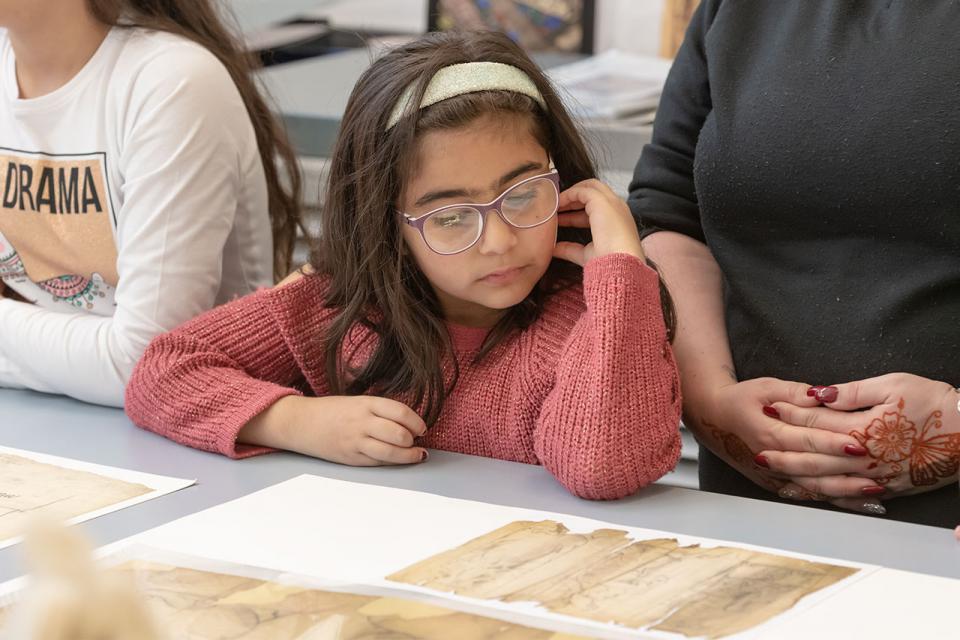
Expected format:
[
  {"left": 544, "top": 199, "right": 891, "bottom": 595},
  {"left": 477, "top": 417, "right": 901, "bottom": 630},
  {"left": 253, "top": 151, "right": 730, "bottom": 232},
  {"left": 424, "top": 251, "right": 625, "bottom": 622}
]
[
  {"left": 861, "top": 486, "right": 885, "bottom": 496},
  {"left": 762, "top": 405, "right": 780, "bottom": 419},
  {"left": 806, "top": 386, "right": 822, "bottom": 397},
  {"left": 843, "top": 444, "right": 868, "bottom": 457},
  {"left": 421, "top": 450, "right": 429, "bottom": 461},
  {"left": 754, "top": 454, "right": 770, "bottom": 468},
  {"left": 816, "top": 386, "right": 839, "bottom": 403}
]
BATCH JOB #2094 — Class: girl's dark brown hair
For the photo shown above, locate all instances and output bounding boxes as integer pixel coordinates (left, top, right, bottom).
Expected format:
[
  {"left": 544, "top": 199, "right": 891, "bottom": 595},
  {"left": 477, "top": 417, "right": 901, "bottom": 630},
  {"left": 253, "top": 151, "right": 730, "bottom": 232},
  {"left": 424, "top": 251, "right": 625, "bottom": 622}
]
[
  {"left": 314, "top": 30, "right": 675, "bottom": 425},
  {"left": 86, "top": 0, "right": 303, "bottom": 279}
]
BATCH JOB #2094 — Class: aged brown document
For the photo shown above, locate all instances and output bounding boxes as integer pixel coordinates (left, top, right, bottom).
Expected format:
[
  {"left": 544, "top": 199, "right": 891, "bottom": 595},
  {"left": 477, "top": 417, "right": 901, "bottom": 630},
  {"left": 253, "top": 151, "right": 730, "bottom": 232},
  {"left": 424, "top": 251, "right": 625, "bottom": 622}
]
[
  {"left": 0, "top": 453, "right": 151, "bottom": 542},
  {"left": 6, "top": 560, "right": 589, "bottom": 639},
  {"left": 388, "top": 520, "right": 858, "bottom": 639}
]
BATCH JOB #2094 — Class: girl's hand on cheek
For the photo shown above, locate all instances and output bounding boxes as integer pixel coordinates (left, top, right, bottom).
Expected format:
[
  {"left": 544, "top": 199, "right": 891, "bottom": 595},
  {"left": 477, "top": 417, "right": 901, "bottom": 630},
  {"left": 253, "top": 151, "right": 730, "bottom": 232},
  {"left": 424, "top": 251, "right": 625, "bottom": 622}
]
[{"left": 553, "top": 179, "right": 645, "bottom": 266}]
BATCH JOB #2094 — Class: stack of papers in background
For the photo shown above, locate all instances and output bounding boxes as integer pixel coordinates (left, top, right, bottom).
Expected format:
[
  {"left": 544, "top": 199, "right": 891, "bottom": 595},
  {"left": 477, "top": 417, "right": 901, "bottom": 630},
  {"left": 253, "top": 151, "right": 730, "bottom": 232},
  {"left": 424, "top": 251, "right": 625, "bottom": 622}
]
[{"left": 547, "top": 49, "right": 672, "bottom": 122}]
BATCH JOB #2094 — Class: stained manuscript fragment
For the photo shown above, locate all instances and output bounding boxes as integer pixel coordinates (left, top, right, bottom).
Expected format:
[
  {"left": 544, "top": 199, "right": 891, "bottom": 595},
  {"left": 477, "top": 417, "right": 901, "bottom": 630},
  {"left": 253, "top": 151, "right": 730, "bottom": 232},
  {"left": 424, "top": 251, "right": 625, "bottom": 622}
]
[
  {"left": 388, "top": 520, "right": 858, "bottom": 638},
  {"left": 110, "top": 561, "right": 587, "bottom": 639},
  {"left": 0, "top": 453, "right": 151, "bottom": 542}
]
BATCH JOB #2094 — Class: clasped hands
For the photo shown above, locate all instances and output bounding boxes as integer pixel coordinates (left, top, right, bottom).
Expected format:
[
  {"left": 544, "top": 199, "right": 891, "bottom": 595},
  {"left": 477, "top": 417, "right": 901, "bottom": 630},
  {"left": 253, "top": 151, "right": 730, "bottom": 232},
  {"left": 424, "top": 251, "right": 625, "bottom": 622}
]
[{"left": 700, "top": 373, "right": 960, "bottom": 515}]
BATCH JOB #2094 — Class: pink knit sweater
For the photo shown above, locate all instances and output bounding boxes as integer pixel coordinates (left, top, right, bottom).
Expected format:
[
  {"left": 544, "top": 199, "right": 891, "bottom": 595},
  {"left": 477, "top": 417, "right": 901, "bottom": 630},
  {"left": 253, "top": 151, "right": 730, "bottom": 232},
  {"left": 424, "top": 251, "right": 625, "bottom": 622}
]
[{"left": 125, "top": 253, "right": 682, "bottom": 500}]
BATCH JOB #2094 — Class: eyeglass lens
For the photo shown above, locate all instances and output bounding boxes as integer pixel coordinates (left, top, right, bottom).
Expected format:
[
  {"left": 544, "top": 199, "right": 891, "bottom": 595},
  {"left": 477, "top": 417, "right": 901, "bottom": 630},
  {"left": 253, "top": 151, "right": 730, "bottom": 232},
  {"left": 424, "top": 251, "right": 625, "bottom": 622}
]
[{"left": 422, "top": 177, "right": 558, "bottom": 254}]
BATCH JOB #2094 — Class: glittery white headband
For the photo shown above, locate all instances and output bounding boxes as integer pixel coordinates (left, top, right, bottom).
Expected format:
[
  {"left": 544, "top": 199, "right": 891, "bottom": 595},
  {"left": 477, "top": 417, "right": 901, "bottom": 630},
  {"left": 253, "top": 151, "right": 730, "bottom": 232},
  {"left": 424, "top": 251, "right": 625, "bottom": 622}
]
[{"left": 385, "top": 61, "right": 547, "bottom": 130}]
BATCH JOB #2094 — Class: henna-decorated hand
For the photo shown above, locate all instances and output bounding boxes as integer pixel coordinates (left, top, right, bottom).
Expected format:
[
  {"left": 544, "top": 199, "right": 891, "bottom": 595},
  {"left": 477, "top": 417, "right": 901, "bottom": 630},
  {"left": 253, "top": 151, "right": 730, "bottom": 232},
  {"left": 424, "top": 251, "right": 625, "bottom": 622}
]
[
  {"left": 762, "top": 374, "right": 960, "bottom": 501},
  {"left": 691, "top": 377, "right": 884, "bottom": 513}
]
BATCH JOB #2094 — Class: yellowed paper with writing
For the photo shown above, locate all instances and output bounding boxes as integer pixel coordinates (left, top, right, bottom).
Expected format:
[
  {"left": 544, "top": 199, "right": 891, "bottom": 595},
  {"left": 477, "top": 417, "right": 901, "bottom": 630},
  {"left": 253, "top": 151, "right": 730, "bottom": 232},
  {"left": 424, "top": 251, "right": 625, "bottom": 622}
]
[{"left": 388, "top": 520, "right": 858, "bottom": 639}]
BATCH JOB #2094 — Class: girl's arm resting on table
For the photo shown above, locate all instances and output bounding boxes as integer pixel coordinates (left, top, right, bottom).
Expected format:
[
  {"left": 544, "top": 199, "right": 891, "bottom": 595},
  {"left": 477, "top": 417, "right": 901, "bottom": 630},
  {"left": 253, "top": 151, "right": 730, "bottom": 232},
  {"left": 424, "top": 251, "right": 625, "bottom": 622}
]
[
  {"left": 534, "top": 253, "right": 683, "bottom": 500},
  {"left": 125, "top": 285, "right": 307, "bottom": 459},
  {"left": 127, "top": 275, "right": 427, "bottom": 467}
]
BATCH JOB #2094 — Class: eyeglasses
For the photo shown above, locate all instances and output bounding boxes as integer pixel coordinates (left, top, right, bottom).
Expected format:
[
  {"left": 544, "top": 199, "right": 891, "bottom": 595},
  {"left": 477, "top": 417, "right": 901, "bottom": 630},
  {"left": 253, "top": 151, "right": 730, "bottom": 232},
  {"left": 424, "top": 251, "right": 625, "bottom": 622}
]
[{"left": 398, "top": 170, "right": 560, "bottom": 255}]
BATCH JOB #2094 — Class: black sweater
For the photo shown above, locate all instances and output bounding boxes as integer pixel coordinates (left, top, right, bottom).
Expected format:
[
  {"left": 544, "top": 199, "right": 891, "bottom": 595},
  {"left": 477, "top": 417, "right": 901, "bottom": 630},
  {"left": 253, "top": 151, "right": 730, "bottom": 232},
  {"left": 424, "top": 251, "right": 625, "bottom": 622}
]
[{"left": 629, "top": 0, "right": 960, "bottom": 527}]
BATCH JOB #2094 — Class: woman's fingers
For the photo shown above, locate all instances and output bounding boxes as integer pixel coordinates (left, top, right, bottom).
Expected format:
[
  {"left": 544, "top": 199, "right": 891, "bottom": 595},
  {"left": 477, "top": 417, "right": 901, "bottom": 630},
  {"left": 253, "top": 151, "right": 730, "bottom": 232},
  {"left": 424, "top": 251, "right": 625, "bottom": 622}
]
[
  {"left": 777, "top": 480, "right": 887, "bottom": 514},
  {"left": 768, "top": 402, "right": 869, "bottom": 437},
  {"left": 759, "top": 417, "right": 862, "bottom": 455},
  {"left": 829, "top": 497, "right": 886, "bottom": 516},
  {"left": 760, "top": 379, "right": 823, "bottom": 408},
  {"left": 758, "top": 450, "right": 885, "bottom": 477},
  {"left": 808, "top": 374, "right": 900, "bottom": 410},
  {"left": 781, "top": 475, "right": 883, "bottom": 500}
]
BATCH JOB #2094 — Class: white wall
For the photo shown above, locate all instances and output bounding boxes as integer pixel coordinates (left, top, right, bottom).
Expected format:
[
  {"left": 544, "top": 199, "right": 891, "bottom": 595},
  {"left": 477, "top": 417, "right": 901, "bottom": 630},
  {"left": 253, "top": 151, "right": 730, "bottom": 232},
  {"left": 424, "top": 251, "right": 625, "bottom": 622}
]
[{"left": 596, "top": 0, "right": 663, "bottom": 57}]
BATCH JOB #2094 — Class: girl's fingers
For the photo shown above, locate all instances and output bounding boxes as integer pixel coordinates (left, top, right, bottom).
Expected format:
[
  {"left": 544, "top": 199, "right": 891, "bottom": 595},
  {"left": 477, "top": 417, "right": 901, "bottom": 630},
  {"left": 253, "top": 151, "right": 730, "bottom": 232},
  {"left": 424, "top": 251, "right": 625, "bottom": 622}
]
[
  {"left": 553, "top": 241, "right": 587, "bottom": 266},
  {"left": 369, "top": 398, "right": 427, "bottom": 437},
  {"left": 768, "top": 402, "right": 868, "bottom": 436},
  {"left": 347, "top": 452, "right": 384, "bottom": 467},
  {"left": 367, "top": 418, "right": 417, "bottom": 447},
  {"left": 557, "top": 211, "right": 590, "bottom": 227},
  {"left": 359, "top": 437, "right": 427, "bottom": 465},
  {"left": 758, "top": 450, "right": 873, "bottom": 477},
  {"left": 557, "top": 181, "right": 607, "bottom": 211}
]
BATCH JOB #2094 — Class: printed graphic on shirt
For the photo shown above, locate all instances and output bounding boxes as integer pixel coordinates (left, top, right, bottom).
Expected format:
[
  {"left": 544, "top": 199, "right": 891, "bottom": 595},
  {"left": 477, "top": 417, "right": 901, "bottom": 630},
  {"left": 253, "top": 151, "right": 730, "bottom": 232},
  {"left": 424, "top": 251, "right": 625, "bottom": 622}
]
[{"left": 0, "top": 147, "right": 117, "bottom": 315}]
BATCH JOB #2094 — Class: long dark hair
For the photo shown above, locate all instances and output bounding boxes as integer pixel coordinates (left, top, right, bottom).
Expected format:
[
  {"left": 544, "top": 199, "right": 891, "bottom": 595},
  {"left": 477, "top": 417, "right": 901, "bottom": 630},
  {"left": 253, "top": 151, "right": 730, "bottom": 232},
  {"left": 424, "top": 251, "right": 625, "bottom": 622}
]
[
  {"left": 314, "top": 30, "right": 675, "bottom": 425},
  {"left": 86, "top": 0, "right": 304, "bottom": 279}
]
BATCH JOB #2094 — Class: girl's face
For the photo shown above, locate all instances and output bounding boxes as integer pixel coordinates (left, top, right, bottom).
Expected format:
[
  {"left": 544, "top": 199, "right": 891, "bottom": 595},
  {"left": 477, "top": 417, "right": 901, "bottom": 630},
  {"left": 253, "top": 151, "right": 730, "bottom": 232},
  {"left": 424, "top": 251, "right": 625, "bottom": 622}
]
[{"left": 399, "top": 113, "right": 559, "bottom": 328}]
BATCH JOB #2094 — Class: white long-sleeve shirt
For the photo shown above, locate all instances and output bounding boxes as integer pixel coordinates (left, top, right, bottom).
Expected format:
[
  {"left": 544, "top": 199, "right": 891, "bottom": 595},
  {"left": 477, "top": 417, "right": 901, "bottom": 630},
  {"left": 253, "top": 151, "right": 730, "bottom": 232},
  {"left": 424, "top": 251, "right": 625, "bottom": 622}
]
[{"left": 0, "top": 27, "right": 273, "bottom": 406}]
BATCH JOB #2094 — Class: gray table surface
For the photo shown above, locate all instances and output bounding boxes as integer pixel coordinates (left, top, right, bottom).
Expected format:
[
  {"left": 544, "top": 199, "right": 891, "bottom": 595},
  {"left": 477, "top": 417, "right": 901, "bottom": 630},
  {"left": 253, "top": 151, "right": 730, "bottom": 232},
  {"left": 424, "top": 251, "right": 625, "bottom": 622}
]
[{"left": 1, "top": 388, "right": 958, "bottom": 584}]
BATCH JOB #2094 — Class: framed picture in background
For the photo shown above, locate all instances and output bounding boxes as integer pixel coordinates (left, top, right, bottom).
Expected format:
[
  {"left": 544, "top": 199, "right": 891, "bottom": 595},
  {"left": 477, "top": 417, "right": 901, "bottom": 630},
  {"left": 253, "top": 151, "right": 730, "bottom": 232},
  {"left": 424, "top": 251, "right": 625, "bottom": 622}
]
[{"left": 427, "top": 0, "right": 596, "bottom": 55}]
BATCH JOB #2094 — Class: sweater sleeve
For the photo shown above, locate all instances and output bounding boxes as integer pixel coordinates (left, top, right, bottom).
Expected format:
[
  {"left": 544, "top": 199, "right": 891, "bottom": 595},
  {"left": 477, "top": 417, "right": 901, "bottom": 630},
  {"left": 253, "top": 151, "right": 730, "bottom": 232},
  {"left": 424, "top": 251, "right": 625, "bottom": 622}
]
[
  {"left": 627, "top": 0, "right": 722, "bottom": 241},
  {"left": 124, "top": 279, "right": 318, "bottom": 458},
  {"left": 533, "top": 254, "right": 682, "bottom": 500},
  {"left": 0, "top": 44, "right": 269, "bottom": 407}
]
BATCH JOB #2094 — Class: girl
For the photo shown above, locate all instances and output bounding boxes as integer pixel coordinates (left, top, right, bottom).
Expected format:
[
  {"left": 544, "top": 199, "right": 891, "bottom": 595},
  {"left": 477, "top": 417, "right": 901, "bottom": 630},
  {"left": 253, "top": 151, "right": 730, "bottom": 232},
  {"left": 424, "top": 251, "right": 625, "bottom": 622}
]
[
  {"left": 0, "top": 0, "right": 302, "bottom": 406},
  {"left": 126, "top": 30, "right": 681, "bottom": 500}
]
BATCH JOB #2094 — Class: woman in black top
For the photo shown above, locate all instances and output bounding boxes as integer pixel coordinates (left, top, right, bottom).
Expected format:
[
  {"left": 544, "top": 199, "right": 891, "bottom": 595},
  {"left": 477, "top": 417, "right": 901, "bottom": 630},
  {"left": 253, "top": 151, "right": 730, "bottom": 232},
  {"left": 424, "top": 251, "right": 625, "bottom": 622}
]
[{"left": 630, "top": 0, "right": 960, "bottom": 527}]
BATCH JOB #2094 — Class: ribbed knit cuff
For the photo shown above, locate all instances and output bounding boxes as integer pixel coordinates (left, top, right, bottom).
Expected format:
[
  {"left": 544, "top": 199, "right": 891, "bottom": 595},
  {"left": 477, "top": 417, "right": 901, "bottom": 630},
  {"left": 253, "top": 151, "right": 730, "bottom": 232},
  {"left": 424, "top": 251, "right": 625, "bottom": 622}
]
[
  {"left": 212, "top": 381, "right": 302, "bottom": 459},
  {"left": 582, "top": 252, "right": 660, "bottom": 306}
]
